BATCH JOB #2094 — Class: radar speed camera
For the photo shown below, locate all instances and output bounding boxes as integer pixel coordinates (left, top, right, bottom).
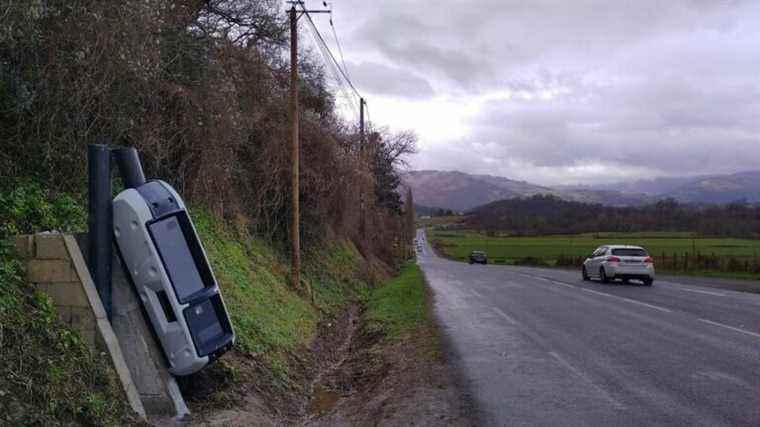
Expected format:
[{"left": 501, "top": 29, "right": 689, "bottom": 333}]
[{"left": 113, "top": 180, "right": 234, "bottom": 376}]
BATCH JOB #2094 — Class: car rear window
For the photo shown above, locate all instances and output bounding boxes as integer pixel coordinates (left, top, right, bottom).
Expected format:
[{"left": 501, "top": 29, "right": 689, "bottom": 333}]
[{"left": 611, "top": 248, "right": 648, "bottom": 257}]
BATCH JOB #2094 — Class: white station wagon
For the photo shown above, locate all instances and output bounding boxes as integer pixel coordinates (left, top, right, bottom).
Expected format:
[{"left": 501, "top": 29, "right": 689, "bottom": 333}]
[{"left": 582, "top": 245, "right": 655, "bottom": 286}]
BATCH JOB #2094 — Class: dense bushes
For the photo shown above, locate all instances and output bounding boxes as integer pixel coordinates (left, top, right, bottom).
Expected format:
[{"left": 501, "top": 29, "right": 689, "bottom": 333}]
[
  {"left": 0, "top": 2, "right": 415, "bottom": 421},
  {"left": 0, "top": 0, "right": 413, "bottom": 263},
  {"left": 0, "top": 182, "right": 85, "bottom": 238}
]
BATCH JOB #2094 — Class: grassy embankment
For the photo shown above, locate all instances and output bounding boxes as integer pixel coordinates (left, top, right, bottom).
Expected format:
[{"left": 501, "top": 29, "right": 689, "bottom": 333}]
[
  {"left": 430, "top": 229, "right": 760, "bottom": 281},
  {"left": 0, "top": 184, "right": 137, "bottom": 425},
  {"left": 0, "top": 183, "right": 382, "bottom": 422},
  {"left": 190, "top": 210, "right": 375, "bottom": 390}
]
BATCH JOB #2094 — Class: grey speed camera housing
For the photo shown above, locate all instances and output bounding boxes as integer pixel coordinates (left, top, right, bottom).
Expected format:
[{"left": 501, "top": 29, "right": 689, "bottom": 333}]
[{"left": 113, "top": 180, "right": 234, "bottom": 376}]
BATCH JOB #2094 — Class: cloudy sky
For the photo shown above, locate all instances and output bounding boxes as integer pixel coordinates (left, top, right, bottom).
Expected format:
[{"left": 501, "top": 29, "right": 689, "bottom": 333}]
[{"left": 307, "top": 0, "right": 760, "bottom": 186}]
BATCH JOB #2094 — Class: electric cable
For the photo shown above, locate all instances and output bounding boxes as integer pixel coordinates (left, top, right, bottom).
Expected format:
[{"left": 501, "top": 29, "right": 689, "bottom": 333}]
[{"left": 297, "top": 1, "right": 361, "bottom": 99}]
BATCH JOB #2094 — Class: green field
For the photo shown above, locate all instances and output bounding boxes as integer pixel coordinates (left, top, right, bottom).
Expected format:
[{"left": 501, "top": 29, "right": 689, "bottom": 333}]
[
  {"left": 430, "top": 229, "right": 760, "bottom": 280},
  {"left": 416, "top": 215, "right": 465, "bottom": 228}
]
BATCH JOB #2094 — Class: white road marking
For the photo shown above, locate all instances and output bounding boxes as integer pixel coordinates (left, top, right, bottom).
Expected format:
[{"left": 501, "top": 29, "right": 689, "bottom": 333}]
[
  {"left": 549, "top": 351, "right": 626, "bottom": 410},
  {"left": 471, "top": 289, "right": 484, "bottom": 299},
  {"left": 519, "top": 272, "right": 673, "bottom": 312},
  {"left": 544, "top": 279, "right": 577, "bottom": 289},
  {"left": 493, "top": 307, "right": 518, "bottom": 325},
  {"left": 679, "top": 288, "right": 725, "bottom": 297},
  {"left": 698, "top": 319, "right": 760, "bottom": 340},
  {"left": 523, "top": 275, "right": 577, "bottom": 289},
  {"left": 582, "top": 288, "right": 673, "bottom": 313}
]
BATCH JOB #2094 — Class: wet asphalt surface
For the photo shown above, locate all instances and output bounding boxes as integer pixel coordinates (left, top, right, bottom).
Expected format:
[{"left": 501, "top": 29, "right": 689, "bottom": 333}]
[{"left": 417, "top": 230, "right": 760, "bottom": 427}]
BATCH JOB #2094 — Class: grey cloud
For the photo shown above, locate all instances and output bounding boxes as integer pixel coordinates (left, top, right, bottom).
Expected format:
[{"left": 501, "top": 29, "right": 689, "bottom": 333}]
[
  {"left": 461, "top": 74, "right": 760, "bottom": 180},
  {"left": 346, "top": 0, "right": 757, "bottom": 91},
  {"left": 331, "top": 0, "right": 760, "bottom": 184},
  {"left": 347, "top": 60, "right": 435, "bottom": 99}
]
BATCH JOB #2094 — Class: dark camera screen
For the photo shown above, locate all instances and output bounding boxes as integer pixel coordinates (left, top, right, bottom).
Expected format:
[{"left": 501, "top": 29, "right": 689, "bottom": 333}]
[
  {"left": 150, "top": 215, "right": 206, "bottom": 302},
  {"left": 184, "top": 298, "right": 227, "bottom": 356}
]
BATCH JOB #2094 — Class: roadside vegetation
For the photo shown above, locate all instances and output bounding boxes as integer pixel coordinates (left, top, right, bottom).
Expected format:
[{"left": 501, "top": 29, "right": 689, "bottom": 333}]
[
  {"left": 365, "top": 263, "right": 431, "bottom": 340},
  {"left": 306, "top": 262, "right": 470, "bottom": 425},
  {"left": 1, "top": 1, "right": 419, "bottom": 422},
  {"left": 190, "top": 209, "right": 376, "bottom": 389},
  {"left": 431, "top": 230, "right": 760, "bottom": 281},
  {"left": 0, "top": 187, "right": 135, "bottom": 425}
]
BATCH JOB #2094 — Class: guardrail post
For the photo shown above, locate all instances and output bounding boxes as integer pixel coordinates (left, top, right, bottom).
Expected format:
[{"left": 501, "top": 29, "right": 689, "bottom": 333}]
[{"left": 88, "top": 143, "right": 113, "bottom": 319}]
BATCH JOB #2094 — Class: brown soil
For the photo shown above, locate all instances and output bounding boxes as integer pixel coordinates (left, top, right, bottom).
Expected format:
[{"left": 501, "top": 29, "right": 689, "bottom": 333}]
[
  {"left": 181, "top": 302, "right": 363, "bottom": 426},
  {"left": 302, "top": 286, "right": 476, "bottom": 427},
  {"left": 183, "top": 289, "right": 473, "bottom": 426}
]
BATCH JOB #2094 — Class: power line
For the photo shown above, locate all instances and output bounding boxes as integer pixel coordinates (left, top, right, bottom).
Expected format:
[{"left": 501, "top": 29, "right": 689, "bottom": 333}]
[
  {"left": 304, "top": 17, "right": 360, "bottom": 118},
  {"left": 325, "top": 2, "right": 353, "bottom": 84},
  {"left": 290, "top": 1, "right": 365, "bottom": 124},
  {"left": 296, "top": 1, "right": 361, "bottom": 100}
]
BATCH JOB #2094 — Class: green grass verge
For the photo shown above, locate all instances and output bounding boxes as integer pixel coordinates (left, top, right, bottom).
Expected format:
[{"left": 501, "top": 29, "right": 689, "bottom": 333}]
[
  {"left": 191, "top": 208, "right": 370, "bottom": 387},
  {"left": 364, "top": 263, "right": 428, "bottom": 339}
]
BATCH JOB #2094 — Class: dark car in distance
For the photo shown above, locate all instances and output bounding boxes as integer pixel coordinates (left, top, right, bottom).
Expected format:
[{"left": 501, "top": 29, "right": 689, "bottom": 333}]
[{"left": 469, "top": 250, "right": 488, "bottom": 264}]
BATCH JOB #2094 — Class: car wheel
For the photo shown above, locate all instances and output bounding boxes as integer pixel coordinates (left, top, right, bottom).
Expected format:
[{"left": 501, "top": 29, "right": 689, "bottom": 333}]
[
  {"left": 643, "top": 278, "right": 653, "bottom": 286},
  {"left": 600, "top": 267, "right": 609, "bottom": 284},
  {"left": 582, "top": 266, "right": 590, "bottom": 281}
]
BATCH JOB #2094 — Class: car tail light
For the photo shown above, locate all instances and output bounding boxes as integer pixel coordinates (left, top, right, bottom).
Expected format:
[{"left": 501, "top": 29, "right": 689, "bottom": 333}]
[
  {"left": 607, "top": 256, "right": 621, "bottom": 263},
  {"left": 644, "top": 256, "right": 653, "bottom": 264}
]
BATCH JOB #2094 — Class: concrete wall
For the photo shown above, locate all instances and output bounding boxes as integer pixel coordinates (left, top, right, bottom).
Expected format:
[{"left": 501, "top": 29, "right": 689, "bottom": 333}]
[
  {"left": 16, "top": 232, "right": 192, "bottom": 422},
  {"left": 74, "top": 233, "right": 190, "bottom": 420},
  {"left": 15, "top": 233, "right": 148, "bottom": 419}
]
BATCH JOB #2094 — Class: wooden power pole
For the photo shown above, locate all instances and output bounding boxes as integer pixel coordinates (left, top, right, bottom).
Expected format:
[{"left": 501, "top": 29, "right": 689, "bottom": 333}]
[
  {"left": 359, "top": 98, "right": 366, "bottom": 240},
  {"left": 287, "top": 2, "right": 330, "bottom": 290},
  {"left": 289, "top": 6, "right": 301, "bottom": 290}
]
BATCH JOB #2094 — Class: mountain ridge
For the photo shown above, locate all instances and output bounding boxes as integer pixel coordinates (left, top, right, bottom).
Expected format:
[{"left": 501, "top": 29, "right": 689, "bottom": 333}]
[{"left": 403, "top": 169, "right": 760, "bottom": 211}]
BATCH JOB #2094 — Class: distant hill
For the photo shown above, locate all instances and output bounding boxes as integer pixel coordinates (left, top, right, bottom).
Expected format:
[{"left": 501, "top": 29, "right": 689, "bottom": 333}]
[
  {"left": 571, "top": 175, "right": 715, "bottom": 195},
  {"left": 576, "top": 170, "right": 760, "bottom": 203},
  {"left": 664, "top": 171, "right": 760, "bottom": 204},
  {"left": 402, "top": 170, "right": 553, "bottom": 212},
  {"left": 403, "top": 169, "right": 760, "bottom": 211},
  {"left": 402, "top": 170, "right": 652, "bottom": 211}
]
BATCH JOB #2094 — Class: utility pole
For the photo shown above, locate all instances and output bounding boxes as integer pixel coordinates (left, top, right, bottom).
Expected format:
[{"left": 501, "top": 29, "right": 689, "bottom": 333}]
[
  {"left": 287, "top": 1, "right": 330, "bottom": 290},
  {"left": 289, "top": 6, "right": 301, "bottom": 290},
  {"left": 359, "top": 97, "right": 366, "bottom": 240}
]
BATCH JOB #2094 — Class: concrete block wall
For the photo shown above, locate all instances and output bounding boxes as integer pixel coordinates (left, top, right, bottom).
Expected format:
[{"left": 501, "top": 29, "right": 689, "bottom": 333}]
[{"left": 15, "top": 233, "right": 147, "bottom": 419}]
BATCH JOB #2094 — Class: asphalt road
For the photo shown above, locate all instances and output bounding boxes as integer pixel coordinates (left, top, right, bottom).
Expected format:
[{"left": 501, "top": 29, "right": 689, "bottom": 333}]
[{"left": 416, "top": 230, "right": 760, "bottom": 426}]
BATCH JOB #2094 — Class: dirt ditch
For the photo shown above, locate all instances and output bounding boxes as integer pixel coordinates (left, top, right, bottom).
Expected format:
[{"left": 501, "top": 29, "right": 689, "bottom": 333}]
[
  {"left": 302, "top": 290, "right": 476, "bottom": 426},
  {"left": 182, "top": 296, "right": 473, "bottom": 426}
]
